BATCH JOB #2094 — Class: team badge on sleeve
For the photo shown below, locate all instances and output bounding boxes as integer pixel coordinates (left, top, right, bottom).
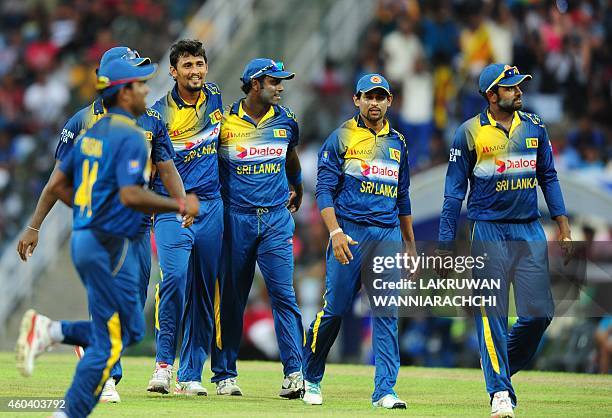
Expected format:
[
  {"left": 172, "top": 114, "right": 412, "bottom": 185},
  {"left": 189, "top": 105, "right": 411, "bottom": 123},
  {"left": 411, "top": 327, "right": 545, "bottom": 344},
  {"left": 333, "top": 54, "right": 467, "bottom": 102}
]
[
  {"left": 389, "top": 148, "right": 401, "bottom": 163},
  {"left": 526, "top": 138, "right": 538, "bottom": 148},
  {"left": 128, "top": 160, "right": 141, "bottom": 174},
  {"left": 321, "top": 151, "right": 329, "bottom": 163},
  {"left": 209, "top": 109, "right": 223, "bottom": 124},
  {"left": 273, "top": 129, "right": 287, "bottom": 138}
]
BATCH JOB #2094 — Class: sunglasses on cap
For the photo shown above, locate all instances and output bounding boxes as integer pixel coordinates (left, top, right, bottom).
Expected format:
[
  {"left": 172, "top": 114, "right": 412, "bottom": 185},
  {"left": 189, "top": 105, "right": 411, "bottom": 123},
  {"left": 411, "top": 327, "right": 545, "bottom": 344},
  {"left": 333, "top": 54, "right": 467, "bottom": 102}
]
[
  {"left": 485, "top": 66, "right": 519, "bottom": 93},
  {"left": 249, "top": 61, "right": 285, "bottom": 80}
]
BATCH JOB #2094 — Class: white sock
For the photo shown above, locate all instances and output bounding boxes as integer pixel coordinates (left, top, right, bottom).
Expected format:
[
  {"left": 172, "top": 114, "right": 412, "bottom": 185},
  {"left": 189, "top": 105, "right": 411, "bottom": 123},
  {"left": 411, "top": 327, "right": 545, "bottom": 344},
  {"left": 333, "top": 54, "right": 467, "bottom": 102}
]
[{"left": 49, "top": 321, "right": 64, "bottom": 343}]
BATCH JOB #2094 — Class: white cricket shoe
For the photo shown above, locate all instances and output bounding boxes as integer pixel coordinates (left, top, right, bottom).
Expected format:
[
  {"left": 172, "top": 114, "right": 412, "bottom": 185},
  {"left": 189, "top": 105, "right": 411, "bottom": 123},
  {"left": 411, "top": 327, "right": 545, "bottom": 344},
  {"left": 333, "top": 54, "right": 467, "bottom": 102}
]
[
  {"left": 279, "top": 371, "right": 304, "bottom": 399},
  {"left": 147, "top": 363, "right": 173, "bottom": 394},
  {"left": 15, "top": 309, "right": 54, "bottom": 377},
  {"left": 175, "top": 381, "right": 208, "bottom": 396},
  {"left": 216, "top": 378, "right": 242, "bottom": 396},
  {"left": 302, "top": 380, "right": 322, "bottom": 405},
  {"left": 372, "top": 393, "right": 408, "bottom": 409},
  {"left": 491, "top": 391, "right": 514, "bottom": 418},
  {"left": 99, "top": 378, "right": 121, "bottom": 403}
]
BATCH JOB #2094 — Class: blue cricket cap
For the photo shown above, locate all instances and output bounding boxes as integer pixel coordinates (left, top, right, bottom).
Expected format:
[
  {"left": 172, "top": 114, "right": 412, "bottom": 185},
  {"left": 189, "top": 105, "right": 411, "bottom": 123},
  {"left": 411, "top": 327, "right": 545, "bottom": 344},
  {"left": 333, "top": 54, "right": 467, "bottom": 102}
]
[
  {"left": 99, "top": 46, "right": 151, "bottom": 68},
  {"left": 355, "top": 73, "right": 391, "bottom": 96},
  {"left": 479, "top": 63, "right": 532, "bottom": 93},
  {"left": 240, "top": 58, "right": 294, "bottom": 84},
  {"left": 96, "top": 58, "right": 157, "bottom": 98}
]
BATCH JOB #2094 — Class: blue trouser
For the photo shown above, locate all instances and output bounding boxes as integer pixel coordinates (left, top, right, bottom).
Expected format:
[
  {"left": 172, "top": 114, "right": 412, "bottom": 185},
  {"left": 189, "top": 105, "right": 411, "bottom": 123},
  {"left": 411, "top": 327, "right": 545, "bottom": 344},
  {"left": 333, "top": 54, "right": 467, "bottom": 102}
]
[
  {"left": 471, "top": 220, "right": 554, "bottom": 405},
  {"left": 303, "top": 218, "right": 402, "bottom": 402},
  {"left": 69, "top": 230, "right": 151, "bottom": 385},
  {"left": 61, "top": 230, "right": 144, "bottom": 418},
  {"left": 154, "top": 197, "right": 223, "bottom": 382},
  {"left": 210, "top": 205, "right": 303, "bottom": 382}
]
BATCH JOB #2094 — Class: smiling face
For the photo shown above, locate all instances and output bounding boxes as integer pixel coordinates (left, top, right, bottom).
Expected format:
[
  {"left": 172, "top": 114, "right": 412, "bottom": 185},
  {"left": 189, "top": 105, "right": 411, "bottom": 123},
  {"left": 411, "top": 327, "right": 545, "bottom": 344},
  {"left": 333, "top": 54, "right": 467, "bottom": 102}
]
[
  {"left": 170, "top": 53, "right": 207, "bottom": 92},
  {"left": 353, "top": 88, "right": 393, "bottom": 125},
  {"left": 253, "top": 76, "right": 285, "bottom": 105}
]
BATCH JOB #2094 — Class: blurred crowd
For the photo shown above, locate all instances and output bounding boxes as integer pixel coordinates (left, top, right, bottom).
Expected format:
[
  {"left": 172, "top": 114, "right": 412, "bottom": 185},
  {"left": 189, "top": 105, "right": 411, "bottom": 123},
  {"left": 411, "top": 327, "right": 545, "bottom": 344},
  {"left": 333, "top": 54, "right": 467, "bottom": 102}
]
[{"left": 0, "top": 0, "right": 197, "bottom": 254}]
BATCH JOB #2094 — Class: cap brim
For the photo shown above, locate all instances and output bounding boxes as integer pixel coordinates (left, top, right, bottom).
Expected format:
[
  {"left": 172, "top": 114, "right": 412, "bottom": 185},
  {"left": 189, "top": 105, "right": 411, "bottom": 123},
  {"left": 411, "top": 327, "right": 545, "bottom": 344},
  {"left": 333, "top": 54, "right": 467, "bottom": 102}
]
[
  {"left": 134, "top": 57, "right": 152, "bottom": 66},
  {"left": 98, "top": 64, "right": 158, "bottom": 97},
  {"left": 358, "top": 86, "right": 392, "bottom": 96},
  {"left": 268, "top": 70, "right": 295, "bottom": 80},
  {"left": 498, "top": 74, "right": 532, "bottom": 87}
]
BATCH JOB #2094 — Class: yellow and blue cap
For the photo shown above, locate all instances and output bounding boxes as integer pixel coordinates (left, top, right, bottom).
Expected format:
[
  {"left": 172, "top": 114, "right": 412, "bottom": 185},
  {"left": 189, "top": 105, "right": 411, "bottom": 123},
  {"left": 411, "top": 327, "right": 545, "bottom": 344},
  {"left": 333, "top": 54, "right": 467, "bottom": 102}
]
[
  {"left": 355, "top": 73, "right": 391, "bottom": 96},
  {"left": 96, "top": 58, "right": 157, "bottom": 98},
  {"left": 479, "top": 63, "right": 532, "bottom": 93},
  {"left": 240, "top": 58, "right": 294, "bottom": 84}
]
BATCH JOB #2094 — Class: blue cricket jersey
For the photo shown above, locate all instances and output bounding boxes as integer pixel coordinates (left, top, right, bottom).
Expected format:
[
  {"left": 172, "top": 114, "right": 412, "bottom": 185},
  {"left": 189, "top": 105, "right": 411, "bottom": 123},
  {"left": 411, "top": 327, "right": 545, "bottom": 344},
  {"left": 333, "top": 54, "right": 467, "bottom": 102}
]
[
  {"left": 54, "top": 98, "right": 175, "bottom": 233},
  {"left": 59, "top": 107, "right": 149, "bottom": 239},
  {"left": 315, "top": 114, "right": 411, "bottom": 228},
  {"left": 218, "top": 100, "right": 299, "bottom": 209},
  {"left": 438, "top": 109, "right": 567, "bottom": 242},
  {"left": 151, "top": 82, "right": 222, "bottom": 200}
]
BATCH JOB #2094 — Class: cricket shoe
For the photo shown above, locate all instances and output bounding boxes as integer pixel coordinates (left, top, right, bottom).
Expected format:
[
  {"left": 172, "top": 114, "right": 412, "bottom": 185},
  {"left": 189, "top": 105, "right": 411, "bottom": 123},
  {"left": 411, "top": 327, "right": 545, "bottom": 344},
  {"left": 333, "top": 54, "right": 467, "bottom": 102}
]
[
  {"left": 279, "top": 371, "right": 304, "bottom": 399},
  {"left": 216, "top": 378, "right": 242, "bottom": 396},
  {"left": 491, "top": 391, "right": 514, "bottom": 418},
  {"left": 16, "top": 309, "right": 54, "bottom": 377},
  {"left": 99, "top": 378, "right": 121, "bottom": 403},
  {"left": 175, "top": 381, "right": 208, "bottom": 396},
  {"left": 302, "top": 380, "right": 322, "bottom": 405},
  {"left": 372, "top": 393, "right": 408, "bottom": 409},
  {"left": 147, "top": 362, "right": 173, "bottom": 394}
]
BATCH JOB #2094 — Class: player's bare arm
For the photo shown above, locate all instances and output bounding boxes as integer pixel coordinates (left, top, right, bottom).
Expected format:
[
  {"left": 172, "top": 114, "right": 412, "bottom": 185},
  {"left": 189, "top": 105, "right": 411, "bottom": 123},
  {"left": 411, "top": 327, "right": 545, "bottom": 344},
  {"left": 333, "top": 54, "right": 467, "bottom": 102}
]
[
  {"left": 320, "top": 206, "right": 358, "bottom": 265},
  {"left": 399, "top": 215, "right": 417, "bottom": 278},
  {"left": 285, "top": 148, "right": 303, "bottom": 213},
  {"left": 155, "top": 159, "right": 192, "bottom": 226},
  {"left": 16, "top": 161, "right": 62, "bottom": 261},
  {"left": 119, "top": 185, "right": 198, "bottom": 217}
]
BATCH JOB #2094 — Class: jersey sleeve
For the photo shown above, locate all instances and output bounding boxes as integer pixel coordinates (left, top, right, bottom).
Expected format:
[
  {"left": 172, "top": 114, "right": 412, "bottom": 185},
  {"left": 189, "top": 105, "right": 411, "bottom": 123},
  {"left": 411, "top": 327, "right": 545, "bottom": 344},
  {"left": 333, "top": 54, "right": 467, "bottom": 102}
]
[
  {"left": 438, "top": 124, "right": 474, "bottom": 242},
  {"left": 116, "top": 132, "right": 148, "bottom": 188},
  {"left": 315, "top": 130, "right": 344, "bottom": 211},
  {"left": 396, "top": 139, "right": 411, "bottom": 216},
  {"left": 54, "top": 111, "right": 84, "bottom": 161},
  {"left": 58, "top": 147, "right": 75, "bottom": 179},
  {"left": 537, "top": 126, "right": 566, "bottom": 218},
  {"left": 288, "top": 113, "right": 300, "bottom": 151},
  {"left": 151, "top": 117, "right": 175, "bottom": 163}
]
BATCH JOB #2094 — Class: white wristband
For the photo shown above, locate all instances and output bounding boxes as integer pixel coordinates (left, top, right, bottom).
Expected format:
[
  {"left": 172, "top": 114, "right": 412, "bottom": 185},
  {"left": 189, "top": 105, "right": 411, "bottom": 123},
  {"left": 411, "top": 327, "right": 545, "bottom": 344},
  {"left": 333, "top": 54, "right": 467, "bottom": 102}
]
[{"left": 330, "top": 228, "right": 343, "bottom": 237}]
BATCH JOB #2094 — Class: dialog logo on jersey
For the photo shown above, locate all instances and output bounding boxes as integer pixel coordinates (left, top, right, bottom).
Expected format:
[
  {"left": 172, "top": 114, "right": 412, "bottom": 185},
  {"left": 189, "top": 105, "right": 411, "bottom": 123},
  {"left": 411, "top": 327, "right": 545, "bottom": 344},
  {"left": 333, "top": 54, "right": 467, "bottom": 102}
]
[
  {"left": 234, "top": 143, "right": 287, "bottom": 161},
  {"left": 495, "top": 155, "right": 536, "bottom": 174},
  {"left": 360, "top": 160, "right": 399, "bottom": 181}
]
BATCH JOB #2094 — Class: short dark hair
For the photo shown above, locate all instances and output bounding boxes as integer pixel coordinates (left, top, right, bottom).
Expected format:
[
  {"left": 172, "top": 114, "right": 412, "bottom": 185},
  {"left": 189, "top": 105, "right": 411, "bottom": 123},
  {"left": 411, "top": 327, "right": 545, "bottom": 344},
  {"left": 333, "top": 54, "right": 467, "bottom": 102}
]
[
  {"left": 480, "top": 85, "right": 498, "bottom": 101},
  {"left": 169, "top": 39, "right": 207, "bottom": 68},
  {"left": 101, "top": 83, "right": 133, "bottom": 108},
  {"left": 241, "top": 76, "right": 265, "bottom": 95}
]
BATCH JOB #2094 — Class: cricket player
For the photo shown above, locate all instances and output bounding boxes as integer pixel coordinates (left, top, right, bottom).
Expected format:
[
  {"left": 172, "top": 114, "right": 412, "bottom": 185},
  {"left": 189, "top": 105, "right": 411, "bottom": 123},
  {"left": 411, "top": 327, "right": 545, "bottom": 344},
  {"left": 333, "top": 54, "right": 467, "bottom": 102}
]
[
  {"left": 211, "top": 58, "right": 304, "bottom": 398},
  {"left": 146, "top": 39, "right": 223, "bottom": 396},
  {"left": 302, "top": 74, "right": 414, "bottom": 409},
  {"left": 438, "top": 63, "right": 573, "bottom": 417},
  {"left": 15, "top": 46, "right": 186, "bottom": 403},
  {"left": 15, "top": 57, "right": 199, "bottom": 418}
]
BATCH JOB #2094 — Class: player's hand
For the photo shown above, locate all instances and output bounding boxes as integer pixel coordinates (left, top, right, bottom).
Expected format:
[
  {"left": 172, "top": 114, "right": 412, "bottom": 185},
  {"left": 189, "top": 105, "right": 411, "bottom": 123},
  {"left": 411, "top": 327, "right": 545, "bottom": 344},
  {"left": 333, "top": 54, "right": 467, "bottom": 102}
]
[
  {"left": 404, "top": 242, "right": 419, "bottom": 280},
  {"left": 181, "top": 214, "right": 194, "bottom": 228},
  {"left": 17, "top": 227, "right": 39, "bottom": 262},
  {"left": 287, "top": 184, "right": 303, "bottom": 213},
  {"left": 434, "top": 248, "right": 453, "bottom": 279},
  {"left": 559, "top": 236, "right": 573, "bottom": 266},
  {"left": 183, "top": 194, "right": 200, "bottom": 217},
  {"left": 331, "top": 232, "right": 358, "bottom": 265}
]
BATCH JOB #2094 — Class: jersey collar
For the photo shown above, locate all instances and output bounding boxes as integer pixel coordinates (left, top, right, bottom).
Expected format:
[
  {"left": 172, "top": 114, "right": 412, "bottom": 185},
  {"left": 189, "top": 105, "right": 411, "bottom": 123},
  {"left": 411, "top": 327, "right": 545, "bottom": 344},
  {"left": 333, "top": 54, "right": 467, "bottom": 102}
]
[
  {"left": 354, "top": 113, "right": 390, "bottom": 136},
  {"left": 170, "top": 83, "right": 206, "bottom": 109},
  {"left": 480, "top": 107, "right": 521, "bottom": 136},
  {"left": 231, "top": 99, "right": 277, "bottom": 126},
  {"left": 92, "top": 97, "right": 106, "bottom": 115},
  {"left": 107, "top": 106, "right": 137, "bottom": 123}
]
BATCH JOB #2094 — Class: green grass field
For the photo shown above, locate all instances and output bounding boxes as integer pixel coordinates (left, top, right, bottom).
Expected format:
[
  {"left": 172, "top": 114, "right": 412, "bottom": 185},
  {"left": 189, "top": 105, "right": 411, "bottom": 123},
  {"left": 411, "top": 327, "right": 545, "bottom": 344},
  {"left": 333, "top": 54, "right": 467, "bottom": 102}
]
[{"left": 1, "top": 352, "right": 610, "bottom": 417}]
